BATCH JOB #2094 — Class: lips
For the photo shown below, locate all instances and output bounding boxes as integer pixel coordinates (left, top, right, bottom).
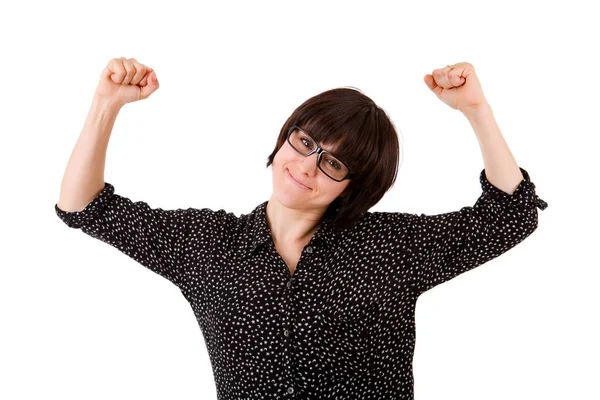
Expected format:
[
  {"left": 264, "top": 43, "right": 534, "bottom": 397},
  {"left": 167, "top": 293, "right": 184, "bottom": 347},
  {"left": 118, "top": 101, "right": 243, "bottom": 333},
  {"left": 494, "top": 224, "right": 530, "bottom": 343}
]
[{"left": 287, "top": 169, "right": 311, "bottom": 189}]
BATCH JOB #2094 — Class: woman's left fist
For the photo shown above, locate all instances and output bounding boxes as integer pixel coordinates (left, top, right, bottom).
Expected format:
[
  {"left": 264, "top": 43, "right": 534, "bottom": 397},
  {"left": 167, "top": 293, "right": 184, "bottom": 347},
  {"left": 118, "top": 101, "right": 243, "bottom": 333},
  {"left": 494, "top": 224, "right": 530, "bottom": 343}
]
[{"left": 424, "top": 62, "right": 488, "bottom": 115}]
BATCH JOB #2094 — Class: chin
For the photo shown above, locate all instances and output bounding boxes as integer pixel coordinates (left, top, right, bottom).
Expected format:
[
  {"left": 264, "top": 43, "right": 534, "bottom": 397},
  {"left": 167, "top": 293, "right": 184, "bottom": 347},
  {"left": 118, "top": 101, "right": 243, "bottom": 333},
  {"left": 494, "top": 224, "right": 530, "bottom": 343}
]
[{"left": 274, "top": 187, "right": 306, "bottom": 206}]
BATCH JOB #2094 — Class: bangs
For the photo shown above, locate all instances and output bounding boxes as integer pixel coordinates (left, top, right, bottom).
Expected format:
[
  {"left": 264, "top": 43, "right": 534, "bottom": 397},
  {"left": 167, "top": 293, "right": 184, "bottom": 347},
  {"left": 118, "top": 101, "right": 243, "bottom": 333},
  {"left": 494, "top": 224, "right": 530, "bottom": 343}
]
[{"left": 296, "top": 103, "right": 385, "bottom": 179}]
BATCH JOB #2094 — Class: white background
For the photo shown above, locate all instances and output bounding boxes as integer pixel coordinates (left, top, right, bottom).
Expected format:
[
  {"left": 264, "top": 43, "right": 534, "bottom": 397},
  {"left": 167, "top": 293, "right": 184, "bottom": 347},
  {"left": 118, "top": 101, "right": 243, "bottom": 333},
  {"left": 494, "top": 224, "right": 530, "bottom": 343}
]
[{"left": 1, "top": 0, "right": 597, "bottom": 399}]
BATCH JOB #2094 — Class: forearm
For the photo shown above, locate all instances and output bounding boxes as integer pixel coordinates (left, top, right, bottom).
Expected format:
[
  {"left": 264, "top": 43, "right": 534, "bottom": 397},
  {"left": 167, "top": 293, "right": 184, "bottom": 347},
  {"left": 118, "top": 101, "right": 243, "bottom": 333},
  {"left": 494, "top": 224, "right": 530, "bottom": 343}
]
[
  {"left": 57, "top": 95, "right": 123, "bottom": 212},
  {"left": 464, "top": 104, "right": 524, "bottom": 195}
]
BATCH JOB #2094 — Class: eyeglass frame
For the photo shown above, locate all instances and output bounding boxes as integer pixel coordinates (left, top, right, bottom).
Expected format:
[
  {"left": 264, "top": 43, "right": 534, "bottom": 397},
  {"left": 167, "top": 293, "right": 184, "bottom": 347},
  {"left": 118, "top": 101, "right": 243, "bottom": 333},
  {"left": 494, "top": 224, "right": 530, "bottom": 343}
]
[{"left": 286, "top": 124, "right": 353, "bottom": 182}]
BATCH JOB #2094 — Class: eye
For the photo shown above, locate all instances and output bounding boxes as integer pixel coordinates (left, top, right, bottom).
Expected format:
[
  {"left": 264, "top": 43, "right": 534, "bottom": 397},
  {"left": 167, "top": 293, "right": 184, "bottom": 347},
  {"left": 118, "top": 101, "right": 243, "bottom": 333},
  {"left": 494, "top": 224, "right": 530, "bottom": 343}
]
[
  {"left": 301, "top": 138, "right": 312, "bottom": 148},
  {"left": 327, "top": 159, "right": 341, "bottom": 170}
]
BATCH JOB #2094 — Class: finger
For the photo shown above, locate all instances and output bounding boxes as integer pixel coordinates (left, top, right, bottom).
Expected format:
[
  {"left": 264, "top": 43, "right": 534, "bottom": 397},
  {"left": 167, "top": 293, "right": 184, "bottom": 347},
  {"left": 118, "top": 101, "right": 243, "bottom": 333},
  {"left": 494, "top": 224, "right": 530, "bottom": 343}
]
[
  {"left": 121, "top": 58, "right": 136, "bottom": 85},
  {"left": 446, "top": 63, "right": 470, "bottom": 87},
  {"left": 129, "top": 59, "right": 147, "bottom": 85},
  {"left": 107, "top": 58, "right": 126, "bottom": 84},
  {"left": 449, "top": 72, "right": 466, "bottom": 87},
  {"left": 139, "top": 68, "right": 153, "bottom": 87},
  {"left": 140, "top": 71, "right": 159, "bottom": 99},
  {"left": 432, "top": 67, "right": 453, "bottom": 89}
]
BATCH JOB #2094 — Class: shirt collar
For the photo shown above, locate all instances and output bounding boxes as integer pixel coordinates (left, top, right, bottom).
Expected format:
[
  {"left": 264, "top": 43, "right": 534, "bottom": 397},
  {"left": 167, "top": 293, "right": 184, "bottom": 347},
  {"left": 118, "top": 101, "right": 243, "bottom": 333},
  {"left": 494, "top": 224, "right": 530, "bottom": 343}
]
[{"left": 243, "top": 200, "right": 340, "bottom": 259}]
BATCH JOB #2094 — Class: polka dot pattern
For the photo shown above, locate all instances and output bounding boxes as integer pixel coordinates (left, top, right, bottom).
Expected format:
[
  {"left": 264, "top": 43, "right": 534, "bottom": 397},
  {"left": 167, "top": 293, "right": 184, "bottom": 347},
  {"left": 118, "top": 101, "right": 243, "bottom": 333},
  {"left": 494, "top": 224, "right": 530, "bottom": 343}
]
[{"left": 54, "top": 167, "right": 547, "bottom": 399}]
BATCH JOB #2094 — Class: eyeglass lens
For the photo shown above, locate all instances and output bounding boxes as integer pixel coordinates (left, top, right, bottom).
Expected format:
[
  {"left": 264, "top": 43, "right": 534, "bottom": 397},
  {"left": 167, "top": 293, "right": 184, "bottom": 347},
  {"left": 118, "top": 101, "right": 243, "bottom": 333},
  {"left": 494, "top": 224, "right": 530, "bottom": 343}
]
[{"left": 289, "top": 128, "right": 349, "bottom": 181}]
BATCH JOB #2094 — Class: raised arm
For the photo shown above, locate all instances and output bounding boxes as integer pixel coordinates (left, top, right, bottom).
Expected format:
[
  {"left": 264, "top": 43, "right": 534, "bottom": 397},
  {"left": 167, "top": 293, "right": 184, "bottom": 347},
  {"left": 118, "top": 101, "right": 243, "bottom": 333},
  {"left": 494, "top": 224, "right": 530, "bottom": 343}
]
[
  {"left": 405, "top": 63, "right": 550, "bottom": 295},
  {"left": 55, "top": 57, "right": 203, "bottom": 286},
  {"left": 57, "top": 57, "right": 158, "bottom": 213}
]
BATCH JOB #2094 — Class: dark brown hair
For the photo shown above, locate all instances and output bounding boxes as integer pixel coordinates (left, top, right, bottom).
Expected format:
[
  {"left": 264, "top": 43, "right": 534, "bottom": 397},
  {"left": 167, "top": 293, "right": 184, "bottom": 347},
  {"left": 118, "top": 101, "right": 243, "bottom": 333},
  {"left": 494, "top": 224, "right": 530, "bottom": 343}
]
[{"left": 266, "top": 87, "right": 401, "bottom": 231}]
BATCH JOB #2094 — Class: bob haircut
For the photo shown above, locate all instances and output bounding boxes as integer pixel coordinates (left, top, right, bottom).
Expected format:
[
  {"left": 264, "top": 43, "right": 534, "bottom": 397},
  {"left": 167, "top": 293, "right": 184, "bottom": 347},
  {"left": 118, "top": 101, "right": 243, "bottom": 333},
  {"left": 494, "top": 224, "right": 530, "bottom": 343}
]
[{"left": 266, "top": 87, "right": 402, "bottom": 231}]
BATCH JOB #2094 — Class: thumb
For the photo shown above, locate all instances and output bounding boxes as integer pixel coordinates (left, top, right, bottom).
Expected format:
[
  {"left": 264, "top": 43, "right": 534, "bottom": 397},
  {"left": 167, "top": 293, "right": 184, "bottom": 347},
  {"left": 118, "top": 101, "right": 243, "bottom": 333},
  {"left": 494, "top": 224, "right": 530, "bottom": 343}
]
[
  {"left": 140, "top": 71, "right": 159, "bottom": 99},
  {"left": 424, "top": 74, "right": 442, "bottom": 95},
  {"left": 423, "top": 74, "right": 436, "bottom": 91}
]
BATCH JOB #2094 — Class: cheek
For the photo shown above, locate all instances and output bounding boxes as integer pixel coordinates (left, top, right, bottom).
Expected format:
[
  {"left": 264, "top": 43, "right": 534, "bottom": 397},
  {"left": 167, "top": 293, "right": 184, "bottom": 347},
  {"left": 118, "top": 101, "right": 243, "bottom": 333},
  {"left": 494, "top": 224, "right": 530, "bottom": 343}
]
[
  {"left": 273, "top": 147, "right": 295, "bottom": 171},
  {"left": 272, "top": 152, "right": 281, "bottom": 169},
  {"left": 272, "top": 147, "right": 287, "bottom": 166}
]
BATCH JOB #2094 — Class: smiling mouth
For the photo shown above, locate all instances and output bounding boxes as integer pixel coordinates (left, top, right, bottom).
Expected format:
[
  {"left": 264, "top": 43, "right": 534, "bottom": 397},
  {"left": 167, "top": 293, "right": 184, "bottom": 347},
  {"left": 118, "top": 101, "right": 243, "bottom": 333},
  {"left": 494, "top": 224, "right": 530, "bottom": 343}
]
[{"left": 287, "top": 169, "right": 311, "bottom": 189}]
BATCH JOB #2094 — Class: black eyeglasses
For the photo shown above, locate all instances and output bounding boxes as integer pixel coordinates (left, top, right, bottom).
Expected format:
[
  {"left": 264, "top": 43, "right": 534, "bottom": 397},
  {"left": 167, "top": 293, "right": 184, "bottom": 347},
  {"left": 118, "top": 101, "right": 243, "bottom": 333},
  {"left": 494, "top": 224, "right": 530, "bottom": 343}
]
[{"left": 286, "top": 125, "right": 352, "bottom": 182}]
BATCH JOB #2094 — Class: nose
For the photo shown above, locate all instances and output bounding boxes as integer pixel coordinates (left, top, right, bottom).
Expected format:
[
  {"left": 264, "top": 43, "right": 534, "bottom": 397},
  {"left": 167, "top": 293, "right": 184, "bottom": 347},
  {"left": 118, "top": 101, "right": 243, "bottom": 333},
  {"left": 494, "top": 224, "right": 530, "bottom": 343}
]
[{"left": 298, "top": 152, "right": 319, "bottom": 176}]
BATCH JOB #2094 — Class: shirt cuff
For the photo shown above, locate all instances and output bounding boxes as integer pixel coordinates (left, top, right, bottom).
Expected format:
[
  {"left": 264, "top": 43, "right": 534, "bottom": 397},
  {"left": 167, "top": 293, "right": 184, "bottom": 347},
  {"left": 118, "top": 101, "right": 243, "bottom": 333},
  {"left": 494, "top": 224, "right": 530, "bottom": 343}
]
[
  {"left": 54, "top": 182, "right": 116, "bottom": 229},
  {"left": 479, "top": 167, "right": 548, "bottom": 210}
]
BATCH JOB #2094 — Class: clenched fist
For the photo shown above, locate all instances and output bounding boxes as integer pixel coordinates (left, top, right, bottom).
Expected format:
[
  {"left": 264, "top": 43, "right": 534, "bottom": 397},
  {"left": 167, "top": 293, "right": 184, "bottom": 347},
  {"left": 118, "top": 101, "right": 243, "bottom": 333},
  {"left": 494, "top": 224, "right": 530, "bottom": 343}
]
[{"left": 95, "top": 57, "right": 159, "bottom": 107}]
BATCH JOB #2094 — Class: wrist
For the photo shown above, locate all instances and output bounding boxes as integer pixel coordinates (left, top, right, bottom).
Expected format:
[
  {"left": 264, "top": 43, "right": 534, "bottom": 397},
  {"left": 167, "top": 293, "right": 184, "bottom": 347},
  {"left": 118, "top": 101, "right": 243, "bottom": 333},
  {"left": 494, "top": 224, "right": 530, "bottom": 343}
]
[
  {"left": 461, "top": 102, "right": 493, "bottom": 121},
  {"left": 92, "top": 94, "right": 124, "bottom": 113}
]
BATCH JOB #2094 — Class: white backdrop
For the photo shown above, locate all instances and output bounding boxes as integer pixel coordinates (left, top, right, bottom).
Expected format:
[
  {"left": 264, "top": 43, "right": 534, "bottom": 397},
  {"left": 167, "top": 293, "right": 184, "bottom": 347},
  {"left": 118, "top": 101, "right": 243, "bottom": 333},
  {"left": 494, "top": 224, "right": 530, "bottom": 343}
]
[{"left": 1, "top": 0, "right": 597, "bottom": 399}]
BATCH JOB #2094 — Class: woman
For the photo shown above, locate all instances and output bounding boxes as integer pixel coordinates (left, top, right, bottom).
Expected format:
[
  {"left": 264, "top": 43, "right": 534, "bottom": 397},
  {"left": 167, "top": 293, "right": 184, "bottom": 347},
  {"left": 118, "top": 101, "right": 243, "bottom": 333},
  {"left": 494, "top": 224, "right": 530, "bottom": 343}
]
[{"left": 55, "top": 57, "right": 548, "bottom": 399}]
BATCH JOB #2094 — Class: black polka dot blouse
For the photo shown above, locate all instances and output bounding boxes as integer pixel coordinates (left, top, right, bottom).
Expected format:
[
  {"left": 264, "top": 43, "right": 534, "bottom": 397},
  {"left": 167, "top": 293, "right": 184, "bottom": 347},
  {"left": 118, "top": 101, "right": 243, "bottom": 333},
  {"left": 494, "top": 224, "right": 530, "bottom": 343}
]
[{"left": 54, "top": 167, "right": 548, "bottom": 399}]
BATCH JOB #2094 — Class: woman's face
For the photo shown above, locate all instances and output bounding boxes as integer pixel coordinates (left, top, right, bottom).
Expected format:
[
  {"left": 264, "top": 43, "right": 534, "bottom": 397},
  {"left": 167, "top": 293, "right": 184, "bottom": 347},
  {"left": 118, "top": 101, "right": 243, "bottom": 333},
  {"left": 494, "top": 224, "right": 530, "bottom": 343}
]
[{"left": 271, "top": 138, "right": 351, "bottom": 212}]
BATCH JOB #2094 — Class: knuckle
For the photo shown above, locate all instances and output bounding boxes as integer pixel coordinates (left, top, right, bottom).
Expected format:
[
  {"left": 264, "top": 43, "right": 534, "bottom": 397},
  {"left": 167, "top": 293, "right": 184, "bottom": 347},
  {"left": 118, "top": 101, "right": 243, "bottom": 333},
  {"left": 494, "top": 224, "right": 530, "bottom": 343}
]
[{"left": 134, "top": 63, "right": 145, "bottom": 73}]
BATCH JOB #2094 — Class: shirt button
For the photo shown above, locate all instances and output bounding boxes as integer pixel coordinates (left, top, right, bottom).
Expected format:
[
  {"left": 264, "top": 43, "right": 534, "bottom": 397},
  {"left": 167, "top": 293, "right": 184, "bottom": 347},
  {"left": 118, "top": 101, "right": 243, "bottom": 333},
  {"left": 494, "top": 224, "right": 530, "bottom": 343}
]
[
  {"left": 287, "top": 280, "right": 292, "bottom": 289},
  {"left": 306, "top": 246, "right": 313, "bottom": 254},
  {"left": 287, "top": 386, "right": 295, "bottom": 394},
  {"left": 283, "top": 329, "right": 290, "bottom": 337}
]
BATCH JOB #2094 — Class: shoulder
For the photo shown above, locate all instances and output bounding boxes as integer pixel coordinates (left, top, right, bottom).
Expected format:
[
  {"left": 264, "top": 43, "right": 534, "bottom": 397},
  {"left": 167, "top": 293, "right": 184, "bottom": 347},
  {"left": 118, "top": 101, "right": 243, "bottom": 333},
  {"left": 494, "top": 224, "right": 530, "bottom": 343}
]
[{"left": 337, "top": 210, "right": 413, "bottom": 243}]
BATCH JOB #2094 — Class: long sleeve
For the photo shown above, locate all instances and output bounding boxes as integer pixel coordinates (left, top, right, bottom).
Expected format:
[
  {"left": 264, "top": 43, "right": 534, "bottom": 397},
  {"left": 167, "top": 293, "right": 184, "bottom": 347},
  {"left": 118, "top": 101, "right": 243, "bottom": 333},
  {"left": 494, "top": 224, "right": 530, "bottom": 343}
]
[
  {"left": 54, "top": 182, "right": 238, "bottom": 289},
  {"left": 406, "top": 167, "right": 548, "bottom": 296}
]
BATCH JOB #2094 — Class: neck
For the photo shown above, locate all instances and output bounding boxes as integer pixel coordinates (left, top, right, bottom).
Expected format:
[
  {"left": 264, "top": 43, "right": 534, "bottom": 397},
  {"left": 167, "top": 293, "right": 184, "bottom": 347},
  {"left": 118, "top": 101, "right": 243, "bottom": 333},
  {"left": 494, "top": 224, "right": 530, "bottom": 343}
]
[{"left": 265, "top": 197, "right": 325, "bottom": 246}]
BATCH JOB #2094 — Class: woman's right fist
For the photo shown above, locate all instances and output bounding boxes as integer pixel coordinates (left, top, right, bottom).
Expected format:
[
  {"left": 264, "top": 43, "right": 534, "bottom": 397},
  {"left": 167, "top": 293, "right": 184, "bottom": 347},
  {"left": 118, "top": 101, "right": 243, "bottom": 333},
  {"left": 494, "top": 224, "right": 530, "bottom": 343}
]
[{"left": 95, "top": 57, "right": 159, "bottom": 107}]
